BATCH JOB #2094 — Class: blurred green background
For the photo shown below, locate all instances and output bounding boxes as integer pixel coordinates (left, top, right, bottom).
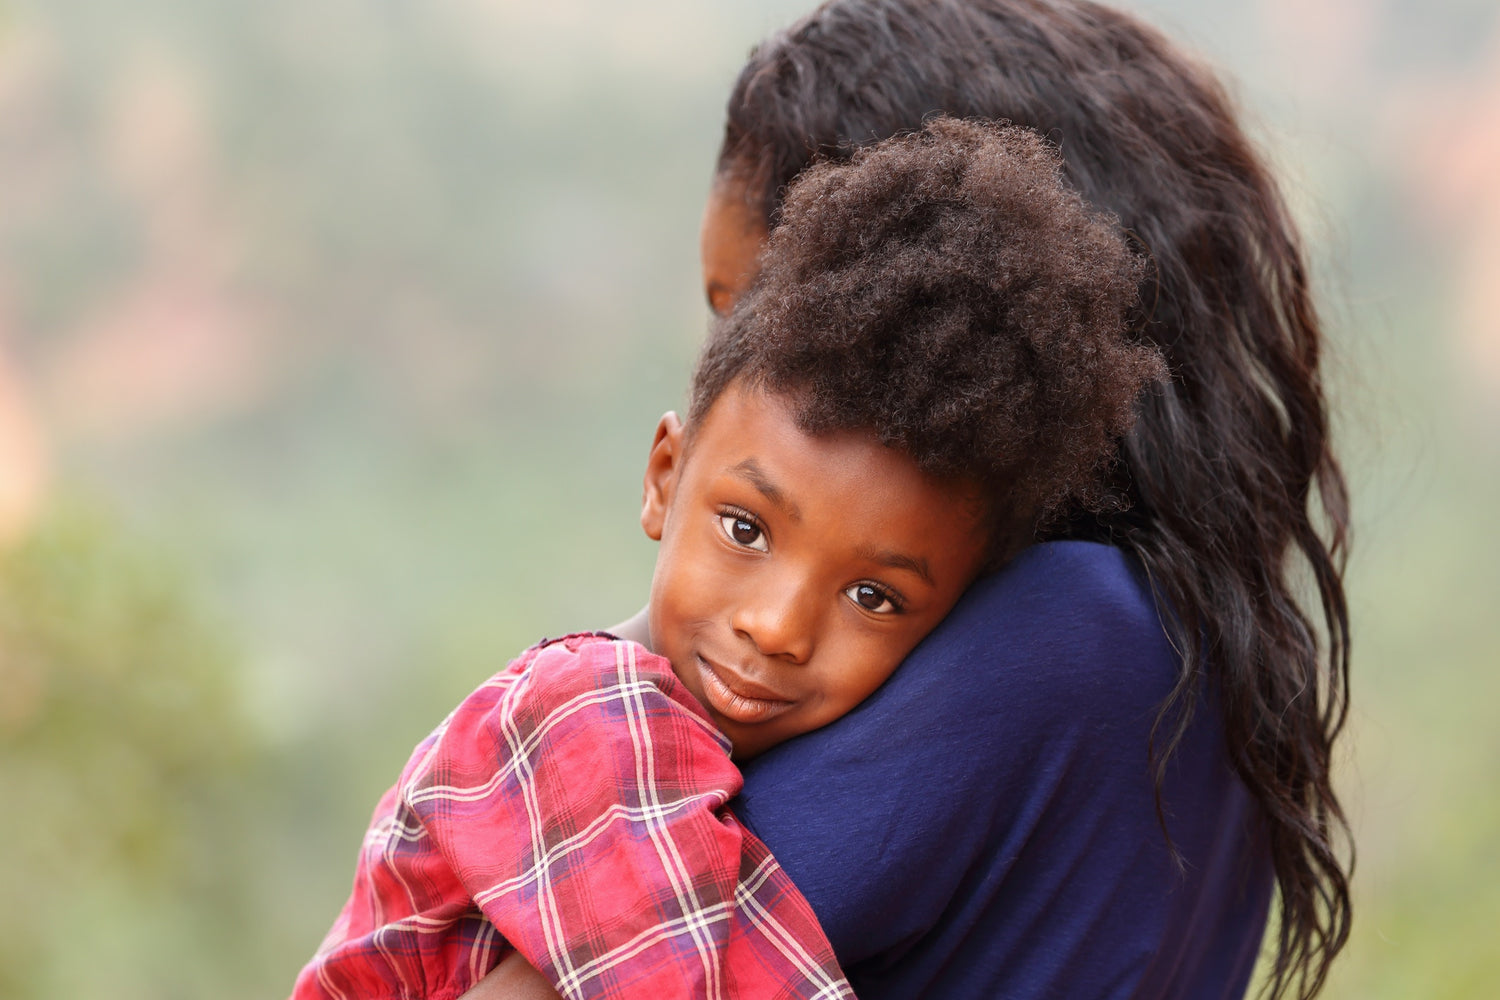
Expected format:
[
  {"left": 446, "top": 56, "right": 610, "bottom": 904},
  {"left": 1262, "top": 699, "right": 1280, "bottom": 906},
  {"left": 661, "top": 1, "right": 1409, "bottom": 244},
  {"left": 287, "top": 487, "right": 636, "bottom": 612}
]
[{"left": 0, "top": 0, "right": 1496, "bottom": 996}]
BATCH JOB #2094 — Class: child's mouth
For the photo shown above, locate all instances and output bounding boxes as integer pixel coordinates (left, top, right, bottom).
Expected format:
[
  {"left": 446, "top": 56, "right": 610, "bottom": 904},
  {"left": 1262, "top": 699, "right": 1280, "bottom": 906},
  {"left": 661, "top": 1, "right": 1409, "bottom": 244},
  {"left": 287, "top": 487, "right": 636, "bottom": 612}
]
[{"left": 694, "top": 654, "right": 796, "bottom": 725}]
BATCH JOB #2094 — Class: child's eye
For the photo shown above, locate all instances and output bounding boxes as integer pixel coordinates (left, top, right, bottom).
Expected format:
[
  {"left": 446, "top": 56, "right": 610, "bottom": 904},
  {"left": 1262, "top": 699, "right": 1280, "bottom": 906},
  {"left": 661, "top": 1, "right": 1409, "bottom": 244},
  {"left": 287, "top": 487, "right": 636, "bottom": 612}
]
[
  {"left": 718, "top": 513, "right": 768, "bottom": 551},
  {"left": 845, "top": 583, "right": 901, "bottom": 615}
]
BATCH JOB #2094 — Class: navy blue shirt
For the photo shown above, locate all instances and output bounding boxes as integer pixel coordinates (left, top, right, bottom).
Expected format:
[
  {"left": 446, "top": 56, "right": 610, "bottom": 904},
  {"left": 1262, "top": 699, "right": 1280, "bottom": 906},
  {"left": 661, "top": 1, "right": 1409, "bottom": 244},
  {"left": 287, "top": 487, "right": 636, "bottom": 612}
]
[{"left": 736, "top": 541, "right": 1272, "bottom": 999}]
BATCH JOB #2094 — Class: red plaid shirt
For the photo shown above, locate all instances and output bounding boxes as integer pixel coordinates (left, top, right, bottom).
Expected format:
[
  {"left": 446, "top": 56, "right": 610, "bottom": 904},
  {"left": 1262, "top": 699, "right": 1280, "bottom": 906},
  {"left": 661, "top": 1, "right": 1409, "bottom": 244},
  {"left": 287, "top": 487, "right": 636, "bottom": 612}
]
[{"left": 292, "top": 633, "right": 854, "bottom": 1000}]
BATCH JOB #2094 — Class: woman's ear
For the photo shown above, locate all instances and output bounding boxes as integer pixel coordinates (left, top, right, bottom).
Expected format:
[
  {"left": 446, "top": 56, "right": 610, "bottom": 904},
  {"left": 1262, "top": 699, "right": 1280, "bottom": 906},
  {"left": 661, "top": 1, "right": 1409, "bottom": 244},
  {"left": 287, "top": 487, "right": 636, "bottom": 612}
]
[{"left": 641, "top": 411, "right": 685, "bottom": 542}]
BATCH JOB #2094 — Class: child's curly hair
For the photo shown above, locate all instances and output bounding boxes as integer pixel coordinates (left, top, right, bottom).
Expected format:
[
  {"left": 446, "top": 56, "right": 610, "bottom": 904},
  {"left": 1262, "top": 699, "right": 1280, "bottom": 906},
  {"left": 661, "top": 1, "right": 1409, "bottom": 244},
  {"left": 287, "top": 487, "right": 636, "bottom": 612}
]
[{"left": 690, "top": 117, "right": 1167, "bottom": 563}]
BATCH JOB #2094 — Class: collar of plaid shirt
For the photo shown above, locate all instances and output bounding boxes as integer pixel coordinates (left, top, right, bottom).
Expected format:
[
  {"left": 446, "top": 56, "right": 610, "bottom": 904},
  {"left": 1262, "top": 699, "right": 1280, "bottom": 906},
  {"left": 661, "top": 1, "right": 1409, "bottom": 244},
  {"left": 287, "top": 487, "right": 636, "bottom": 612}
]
[{"left": 292, "top": 633, "right": 856, "bottom": 1000}]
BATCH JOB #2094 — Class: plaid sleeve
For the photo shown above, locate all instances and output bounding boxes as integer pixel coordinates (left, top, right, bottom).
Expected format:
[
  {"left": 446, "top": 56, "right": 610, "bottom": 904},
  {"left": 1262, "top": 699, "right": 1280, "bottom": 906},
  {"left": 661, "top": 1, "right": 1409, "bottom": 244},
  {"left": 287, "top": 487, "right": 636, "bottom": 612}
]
[
  {"left": 407, "top": 634, "right": 855, "bottom": 1000},
  {"left": 290, "top": 677, "right": 525, "bottom": 1000}
]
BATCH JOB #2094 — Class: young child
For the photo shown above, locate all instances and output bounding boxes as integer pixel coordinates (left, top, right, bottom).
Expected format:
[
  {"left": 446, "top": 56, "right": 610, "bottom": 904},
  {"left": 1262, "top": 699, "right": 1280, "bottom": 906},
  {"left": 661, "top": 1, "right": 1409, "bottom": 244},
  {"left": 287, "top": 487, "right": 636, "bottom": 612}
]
[{"left": 291, "top": 118, "right": 1165, "bottom": 1000}]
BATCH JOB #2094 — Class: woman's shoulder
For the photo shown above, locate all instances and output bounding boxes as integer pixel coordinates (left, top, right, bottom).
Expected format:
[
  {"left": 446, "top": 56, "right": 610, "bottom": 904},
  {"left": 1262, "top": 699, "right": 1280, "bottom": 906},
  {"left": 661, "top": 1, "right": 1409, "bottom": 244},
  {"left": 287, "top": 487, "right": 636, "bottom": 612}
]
[
  {"left": 968, "top": 539, "right": 1164, "bottom": 641},
  {"left": 904, "top": 539, "right": 1180, "bottom": 724}
]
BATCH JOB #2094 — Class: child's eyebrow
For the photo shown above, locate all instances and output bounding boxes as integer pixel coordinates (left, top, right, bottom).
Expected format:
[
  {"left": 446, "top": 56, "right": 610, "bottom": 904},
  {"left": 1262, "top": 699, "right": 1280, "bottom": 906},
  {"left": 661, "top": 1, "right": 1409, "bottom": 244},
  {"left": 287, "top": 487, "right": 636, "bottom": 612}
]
[
  {"left": 855, "top": 546, "right": 934, "bottom": 586},
  {"left": 728, "top": 459, "right": 802, "bottom": 522}
]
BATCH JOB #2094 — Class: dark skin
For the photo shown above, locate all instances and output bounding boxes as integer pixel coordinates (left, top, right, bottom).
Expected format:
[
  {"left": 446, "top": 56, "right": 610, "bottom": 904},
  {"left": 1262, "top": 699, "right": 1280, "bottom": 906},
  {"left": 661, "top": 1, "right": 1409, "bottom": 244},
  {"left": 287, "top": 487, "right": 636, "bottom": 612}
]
[
  {"left": 458, "top": 950, "right": 562, "bottom": 1000},
  {"left": 643, "top": 386, "right": 985, "bottom": 761}
]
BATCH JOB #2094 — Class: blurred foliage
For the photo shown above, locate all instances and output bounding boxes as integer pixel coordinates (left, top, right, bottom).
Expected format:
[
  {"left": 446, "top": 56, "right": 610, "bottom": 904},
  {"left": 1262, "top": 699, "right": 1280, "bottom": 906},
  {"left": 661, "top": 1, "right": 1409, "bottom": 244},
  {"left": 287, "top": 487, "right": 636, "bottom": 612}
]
[
  {"left": 0, "top": 504, "right": 256, "bottom": 997},
  {"left": 0, "top": 0, "right": 1496, "bottom": 997}
]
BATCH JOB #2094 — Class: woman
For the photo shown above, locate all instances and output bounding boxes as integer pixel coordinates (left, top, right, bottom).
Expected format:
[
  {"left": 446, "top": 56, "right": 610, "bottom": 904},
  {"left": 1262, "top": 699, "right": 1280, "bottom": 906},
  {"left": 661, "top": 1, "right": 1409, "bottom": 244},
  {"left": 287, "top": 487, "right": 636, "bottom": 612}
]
[{"left": 473, "top": 1, "right": 1351, "bottom": 997}]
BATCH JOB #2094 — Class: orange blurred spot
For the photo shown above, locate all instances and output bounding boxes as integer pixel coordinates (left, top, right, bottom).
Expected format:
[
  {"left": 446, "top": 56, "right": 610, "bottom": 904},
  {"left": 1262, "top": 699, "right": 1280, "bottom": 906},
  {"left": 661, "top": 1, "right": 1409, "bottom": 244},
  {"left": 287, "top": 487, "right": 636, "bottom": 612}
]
[{"left": 0, "top": 342, "right": 49, "bottom": 546}]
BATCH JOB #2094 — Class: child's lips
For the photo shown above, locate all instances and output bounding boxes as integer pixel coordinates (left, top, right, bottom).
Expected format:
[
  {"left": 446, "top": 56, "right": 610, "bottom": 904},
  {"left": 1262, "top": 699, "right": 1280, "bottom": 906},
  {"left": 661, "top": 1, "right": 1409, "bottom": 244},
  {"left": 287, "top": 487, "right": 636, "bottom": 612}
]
[{"left": 694, "top": 654, "right": 796, "bottom": 725}]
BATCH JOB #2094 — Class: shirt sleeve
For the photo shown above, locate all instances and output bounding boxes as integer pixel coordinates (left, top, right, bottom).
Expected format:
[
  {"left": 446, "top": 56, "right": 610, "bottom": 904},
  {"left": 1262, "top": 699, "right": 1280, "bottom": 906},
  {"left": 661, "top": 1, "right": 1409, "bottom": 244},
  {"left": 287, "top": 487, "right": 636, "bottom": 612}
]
[
  {"left": 735, "top": 542, "right": 1272, "bottom": 1000},
  {"left": 404, "top": 635, "right": 854, "bottom": 1000}
]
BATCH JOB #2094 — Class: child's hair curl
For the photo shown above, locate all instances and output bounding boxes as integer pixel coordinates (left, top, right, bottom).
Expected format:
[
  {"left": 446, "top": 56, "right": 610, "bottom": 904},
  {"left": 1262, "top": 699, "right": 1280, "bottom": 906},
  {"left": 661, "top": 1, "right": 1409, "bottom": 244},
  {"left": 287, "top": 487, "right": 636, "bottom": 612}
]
[{"left": 690, "top": 118, "right": 1166, "bottom": 564}]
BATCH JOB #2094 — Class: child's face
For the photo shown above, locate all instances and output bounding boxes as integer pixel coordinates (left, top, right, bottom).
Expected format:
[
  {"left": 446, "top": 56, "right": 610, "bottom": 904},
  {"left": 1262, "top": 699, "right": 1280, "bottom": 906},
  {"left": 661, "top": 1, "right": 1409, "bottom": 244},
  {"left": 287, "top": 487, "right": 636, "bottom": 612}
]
[{"left": 641, "top": 382, "right": 989, "bottom": 760}]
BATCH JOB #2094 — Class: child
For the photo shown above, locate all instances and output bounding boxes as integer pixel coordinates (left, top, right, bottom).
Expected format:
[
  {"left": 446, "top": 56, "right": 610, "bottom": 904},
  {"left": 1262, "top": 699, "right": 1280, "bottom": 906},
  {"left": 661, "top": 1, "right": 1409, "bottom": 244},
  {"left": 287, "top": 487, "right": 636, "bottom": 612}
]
[{"left": 291, "top": 118, "right": 1165, "bottom": 1000}]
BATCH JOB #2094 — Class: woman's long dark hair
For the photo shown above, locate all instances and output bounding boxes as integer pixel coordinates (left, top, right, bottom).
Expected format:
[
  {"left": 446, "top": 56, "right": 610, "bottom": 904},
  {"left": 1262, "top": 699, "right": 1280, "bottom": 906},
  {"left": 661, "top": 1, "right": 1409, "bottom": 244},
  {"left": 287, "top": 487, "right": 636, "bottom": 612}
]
[{"left": 716, "top": 1, "right": 1352, "bottom": 997}]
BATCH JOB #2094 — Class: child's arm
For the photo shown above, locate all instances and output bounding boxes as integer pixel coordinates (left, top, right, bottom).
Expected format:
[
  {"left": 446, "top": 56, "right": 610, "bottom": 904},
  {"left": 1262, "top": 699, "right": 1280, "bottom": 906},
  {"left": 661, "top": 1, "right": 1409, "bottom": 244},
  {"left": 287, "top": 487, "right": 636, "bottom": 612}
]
[{"left": 402, "top": 634, "right": 852, "bottom": 1000}]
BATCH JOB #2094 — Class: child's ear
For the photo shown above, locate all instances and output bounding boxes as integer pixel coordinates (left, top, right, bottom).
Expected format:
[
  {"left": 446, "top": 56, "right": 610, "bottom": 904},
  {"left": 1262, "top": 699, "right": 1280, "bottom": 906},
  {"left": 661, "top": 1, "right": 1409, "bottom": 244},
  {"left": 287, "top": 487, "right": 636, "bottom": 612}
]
[{"left": 641, "top": 411, "right": 685, "bottom": 542}]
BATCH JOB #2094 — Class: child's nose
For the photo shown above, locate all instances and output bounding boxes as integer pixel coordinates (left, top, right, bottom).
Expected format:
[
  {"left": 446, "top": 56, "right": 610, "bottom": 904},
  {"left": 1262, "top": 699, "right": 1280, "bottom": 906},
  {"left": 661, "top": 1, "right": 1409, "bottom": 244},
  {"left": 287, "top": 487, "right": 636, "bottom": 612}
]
[{"left": 730, "top": 578, "right": 818, "bottom": 664}]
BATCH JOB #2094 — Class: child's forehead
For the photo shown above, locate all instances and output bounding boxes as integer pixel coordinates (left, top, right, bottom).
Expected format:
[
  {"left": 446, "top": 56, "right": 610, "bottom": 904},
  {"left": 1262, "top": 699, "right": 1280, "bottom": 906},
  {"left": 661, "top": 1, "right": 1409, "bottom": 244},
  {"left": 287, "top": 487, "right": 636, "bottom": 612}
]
[
  {"left": 681, "top": 381, "right": 830, "bottom": 469},
  {"left": 685, "top": 380, "right": 799, "bottom": 439},
  {"left": 683, "top": 381, "right": 984, "bottom": 520}
]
